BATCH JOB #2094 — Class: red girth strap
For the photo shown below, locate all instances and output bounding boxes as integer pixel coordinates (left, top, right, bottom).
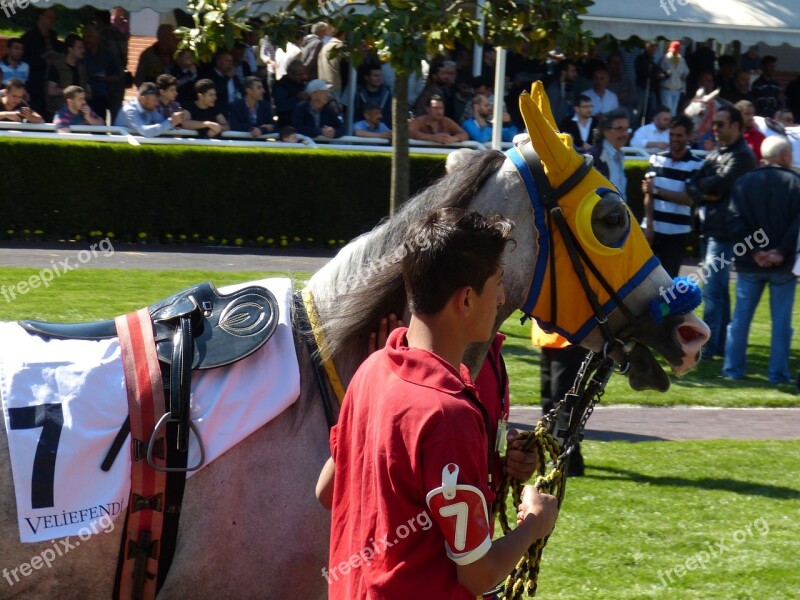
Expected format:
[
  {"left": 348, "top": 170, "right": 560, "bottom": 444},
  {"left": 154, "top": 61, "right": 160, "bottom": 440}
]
[{"left": 115, "top": 309, "right": 167, "bottom": 600}]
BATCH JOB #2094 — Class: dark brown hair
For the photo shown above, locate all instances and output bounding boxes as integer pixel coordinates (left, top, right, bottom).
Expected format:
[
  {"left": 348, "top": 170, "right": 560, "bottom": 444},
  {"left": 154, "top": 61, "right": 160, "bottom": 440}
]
[{"left": 403, "top": 207, "right": 513, "bottom": 315}]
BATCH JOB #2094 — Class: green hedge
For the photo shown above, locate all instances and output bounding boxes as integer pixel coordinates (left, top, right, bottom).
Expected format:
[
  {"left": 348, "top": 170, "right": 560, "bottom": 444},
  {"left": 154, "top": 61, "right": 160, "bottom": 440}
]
[
  {"left": 0, "top": 139, "right": 446, "bottom": 245},
  {"left": 0, "top": 138, "right": 651, "bottom": 246}
]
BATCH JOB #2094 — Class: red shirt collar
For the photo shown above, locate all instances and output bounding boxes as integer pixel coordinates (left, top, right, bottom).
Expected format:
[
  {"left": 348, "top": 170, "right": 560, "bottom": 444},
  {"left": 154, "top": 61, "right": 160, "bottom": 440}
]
[{"left": 385, "top": 327, "right": 477, "bottom": 396}]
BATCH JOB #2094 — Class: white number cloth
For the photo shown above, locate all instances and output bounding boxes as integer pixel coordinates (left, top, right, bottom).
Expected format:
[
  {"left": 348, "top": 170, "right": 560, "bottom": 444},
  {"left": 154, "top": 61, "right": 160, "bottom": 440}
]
[{"left": 1, "top": 278, "right": 299, "bottom": 543}]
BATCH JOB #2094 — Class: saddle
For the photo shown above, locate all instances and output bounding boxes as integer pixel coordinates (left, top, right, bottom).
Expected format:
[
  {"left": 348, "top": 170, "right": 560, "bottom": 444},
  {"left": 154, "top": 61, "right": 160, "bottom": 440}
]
[
  {"left": 21, "top": 281, "right": 279, "bottom": 371},
  {"left": 21, "top": 281, "right": 279, "bottom": 456}
]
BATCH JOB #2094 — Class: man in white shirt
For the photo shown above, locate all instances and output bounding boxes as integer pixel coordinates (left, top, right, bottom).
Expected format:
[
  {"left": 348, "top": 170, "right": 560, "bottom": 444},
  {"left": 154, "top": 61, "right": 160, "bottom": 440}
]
[
  {"left": 630, "top": 106, "right": 671, "bottom": 152},
  {"left": 581, "top": 66, "right": 619, "bottom": 116},
  {"left": 275, "top": 32, "right": 304, "bottom": 80}
]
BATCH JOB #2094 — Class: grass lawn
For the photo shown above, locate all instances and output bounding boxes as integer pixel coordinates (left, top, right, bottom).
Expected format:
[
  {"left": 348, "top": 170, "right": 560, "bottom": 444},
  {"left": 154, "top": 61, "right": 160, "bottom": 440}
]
[
  {"left": 0, "top": 267, "right": 797, "bottom": 598},
  {"left": 501, "top": 439, "right": 800, "bottom": 599},
  {"left": 0, "top": 266, "right": 798, "bottom": 407}
]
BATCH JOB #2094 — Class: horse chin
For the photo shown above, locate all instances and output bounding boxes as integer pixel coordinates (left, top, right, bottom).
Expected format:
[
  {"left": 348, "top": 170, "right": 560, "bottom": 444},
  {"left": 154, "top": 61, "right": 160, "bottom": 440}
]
[{"left": 621, "top": 344, "right": 671, "bottom": 392}]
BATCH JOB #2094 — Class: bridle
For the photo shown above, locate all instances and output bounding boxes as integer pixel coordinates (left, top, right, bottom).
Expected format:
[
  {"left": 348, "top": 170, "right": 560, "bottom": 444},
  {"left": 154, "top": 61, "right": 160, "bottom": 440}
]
[{"left": 507, "top": 141, "right": 647, "bottom": 371}]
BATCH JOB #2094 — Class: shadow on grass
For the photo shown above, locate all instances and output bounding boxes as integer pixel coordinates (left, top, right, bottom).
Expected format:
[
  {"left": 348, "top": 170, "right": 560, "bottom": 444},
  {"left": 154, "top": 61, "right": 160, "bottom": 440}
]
[
  {"left": 499, "top": 345, "right": 540, "bottom": 367},
  {"left": 587, "top": 465, "right": 800, "bottom": 500}
]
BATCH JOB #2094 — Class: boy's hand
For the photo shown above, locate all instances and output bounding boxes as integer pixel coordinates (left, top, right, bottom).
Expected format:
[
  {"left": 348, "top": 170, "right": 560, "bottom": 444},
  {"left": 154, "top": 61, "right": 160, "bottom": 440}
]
[
  {"left": 504, "top": 429, "right": 538, "bottom": 482},
  {"left": 368, "top": 314, "right": 405, "bottom": 354},
  {"left": 517, "top": 485, "right": 559, "bottom": 538}
]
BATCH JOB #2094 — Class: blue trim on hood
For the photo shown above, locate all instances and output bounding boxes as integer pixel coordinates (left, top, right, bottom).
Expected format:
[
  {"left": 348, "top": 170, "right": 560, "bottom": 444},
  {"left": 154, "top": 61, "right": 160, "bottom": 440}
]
[
  {"left": 534, "top": 255, "right": 662, "bottom": 344},
  {"left": 507, "top": 146, "right": 549, "bottom": 318}
]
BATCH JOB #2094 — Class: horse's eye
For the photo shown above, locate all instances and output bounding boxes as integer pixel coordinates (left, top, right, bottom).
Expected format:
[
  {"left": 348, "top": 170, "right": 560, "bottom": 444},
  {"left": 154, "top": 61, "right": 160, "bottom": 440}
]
[{"left": 591, "top": 193, "right": 630, "bottom": 247}]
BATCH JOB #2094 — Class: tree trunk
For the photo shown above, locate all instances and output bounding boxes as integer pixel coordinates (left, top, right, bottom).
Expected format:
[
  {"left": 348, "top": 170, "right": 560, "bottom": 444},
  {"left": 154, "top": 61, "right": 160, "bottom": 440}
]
[{"left": 390, "top": 73, "right": 410, "bottom": 216}]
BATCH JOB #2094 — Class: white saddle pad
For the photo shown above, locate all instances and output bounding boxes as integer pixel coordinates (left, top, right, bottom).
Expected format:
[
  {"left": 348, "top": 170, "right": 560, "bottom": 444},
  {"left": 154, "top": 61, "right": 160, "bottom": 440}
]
[{"left": 0, "top": 278, "right": 299, "bottom": 543}]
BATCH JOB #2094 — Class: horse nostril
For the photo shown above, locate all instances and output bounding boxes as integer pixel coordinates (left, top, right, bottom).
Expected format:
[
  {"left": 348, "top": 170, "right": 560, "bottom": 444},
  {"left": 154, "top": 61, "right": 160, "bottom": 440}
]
[{"left": 677, "top": 323, "right": 709, "bottom": 344}]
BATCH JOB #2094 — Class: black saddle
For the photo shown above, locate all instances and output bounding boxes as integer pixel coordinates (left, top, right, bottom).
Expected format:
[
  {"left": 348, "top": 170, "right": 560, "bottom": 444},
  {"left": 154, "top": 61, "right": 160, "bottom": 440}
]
[
  {"left": 20, "top": 281, "right": 279, "bottom": 370},
  {"left": 21, "top": 281, "right": 280, "bottom": 455}
]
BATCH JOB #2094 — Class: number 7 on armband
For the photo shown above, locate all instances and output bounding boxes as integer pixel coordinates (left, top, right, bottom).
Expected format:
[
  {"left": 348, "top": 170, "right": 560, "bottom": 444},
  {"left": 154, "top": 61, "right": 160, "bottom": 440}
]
[{"left": 425, "top": 463, "right": 492, "bottom": 565}]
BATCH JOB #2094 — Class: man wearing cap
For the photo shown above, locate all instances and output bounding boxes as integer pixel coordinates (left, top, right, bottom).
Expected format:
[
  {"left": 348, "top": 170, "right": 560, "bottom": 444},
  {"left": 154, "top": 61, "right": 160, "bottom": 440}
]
[
  {"left": 291, "top": 78, "right": 343, "bottom": 139},
  {"left": 659, "top": 41, "right": 689, "bottom": 116},
  {"left": 114, "top": 81, "right": 184, "bottom": 137}
]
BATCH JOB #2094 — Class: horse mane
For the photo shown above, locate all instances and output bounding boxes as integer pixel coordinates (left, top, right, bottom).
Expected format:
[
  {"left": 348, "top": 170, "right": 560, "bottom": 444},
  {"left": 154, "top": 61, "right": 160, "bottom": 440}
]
[{"left": 306, "top": 149, "right": 507, "bottom": 381}]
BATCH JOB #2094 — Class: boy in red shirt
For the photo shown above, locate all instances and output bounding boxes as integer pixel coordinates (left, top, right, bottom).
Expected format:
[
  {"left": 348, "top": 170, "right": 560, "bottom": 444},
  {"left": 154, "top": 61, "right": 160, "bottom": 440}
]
[{"left": 317, "top": 208, "right": 559, "bottom": 599}]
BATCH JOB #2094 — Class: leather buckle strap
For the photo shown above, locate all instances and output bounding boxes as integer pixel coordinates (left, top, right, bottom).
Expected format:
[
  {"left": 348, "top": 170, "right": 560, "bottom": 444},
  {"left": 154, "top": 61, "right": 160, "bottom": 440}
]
[
  {"left": 131, "top": 493, "right": 163, "bottom": 513},
  {"left": 134, "top": 437, "right": 164, "bottom": 462},
  {"left": 128, "top": 531, "right": 158, "bottom": 600},
  {"left": 169, "top": 315, "right": 194, "bottom": 452}
]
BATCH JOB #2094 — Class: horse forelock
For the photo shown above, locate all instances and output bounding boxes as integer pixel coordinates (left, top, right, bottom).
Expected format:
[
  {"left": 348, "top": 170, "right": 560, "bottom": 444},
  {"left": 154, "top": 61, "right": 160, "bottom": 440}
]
[{"left": 305, "top": 150, "right": 507, "bottom": 384}]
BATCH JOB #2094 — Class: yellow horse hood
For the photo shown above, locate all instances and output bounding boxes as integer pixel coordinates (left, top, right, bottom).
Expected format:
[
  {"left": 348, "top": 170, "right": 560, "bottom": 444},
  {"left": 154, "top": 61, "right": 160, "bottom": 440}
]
[{"left": 508, "top": 82, "right": 658, "bottom": 343}]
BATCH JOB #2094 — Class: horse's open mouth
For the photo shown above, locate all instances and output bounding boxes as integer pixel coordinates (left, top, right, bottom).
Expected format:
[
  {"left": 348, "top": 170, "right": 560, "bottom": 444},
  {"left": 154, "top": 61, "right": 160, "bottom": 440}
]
[
  {"left": 619, "top": 312, "right": 710, "bottom": 391},
  {"left": 624, "top": 343, "right": 671, "bottom": 392}
]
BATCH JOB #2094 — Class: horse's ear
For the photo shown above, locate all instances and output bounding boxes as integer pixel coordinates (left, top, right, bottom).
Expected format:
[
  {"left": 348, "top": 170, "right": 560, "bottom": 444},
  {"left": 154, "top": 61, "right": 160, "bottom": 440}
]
[
  {"left": 519, "top": 88, "right": 584, "bottom": 187},
  {"left": 529, "top": 80, "right": 558, "bottom": 131}
]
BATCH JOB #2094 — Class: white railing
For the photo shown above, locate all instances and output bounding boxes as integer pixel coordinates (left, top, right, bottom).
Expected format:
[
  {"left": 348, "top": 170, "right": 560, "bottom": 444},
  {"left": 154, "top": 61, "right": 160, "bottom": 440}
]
[
  {"left": 621, "top": 146, "right": 652, "bottom": 160},
  {"left": 0, "top": 124, "right": 564, "bottom": 156},
  {"left": 2, "top": 122, "right": 682, "bottom": 160}
]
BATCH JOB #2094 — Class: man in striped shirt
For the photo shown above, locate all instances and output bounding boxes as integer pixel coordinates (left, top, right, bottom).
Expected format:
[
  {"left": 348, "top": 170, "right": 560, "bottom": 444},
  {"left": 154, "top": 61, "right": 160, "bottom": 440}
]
[{"left": 641, "top": 114, "right": 704, "bottom": 277}]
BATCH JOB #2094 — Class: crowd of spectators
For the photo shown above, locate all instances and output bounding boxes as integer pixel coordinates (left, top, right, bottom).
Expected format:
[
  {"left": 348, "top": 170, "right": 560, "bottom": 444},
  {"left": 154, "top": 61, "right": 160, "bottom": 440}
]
[{"left": 5, "top": 9, "right": 799, "bottom": 155}]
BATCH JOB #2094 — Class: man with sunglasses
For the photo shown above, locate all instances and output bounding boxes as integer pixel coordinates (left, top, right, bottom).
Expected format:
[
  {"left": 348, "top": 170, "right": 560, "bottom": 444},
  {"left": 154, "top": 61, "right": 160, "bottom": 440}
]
[{"left": 685, "top": 105, "right": 756, "bottom": 360}]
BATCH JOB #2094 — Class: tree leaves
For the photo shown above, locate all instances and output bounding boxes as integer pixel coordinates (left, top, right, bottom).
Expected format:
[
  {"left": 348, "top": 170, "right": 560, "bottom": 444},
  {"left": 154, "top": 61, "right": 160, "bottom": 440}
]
[
  {"left": 176, "top": 0, "right": 252, "bottom": 63},
  {"left": 262, "top": 0, "right": 593, "bottom": 74}
]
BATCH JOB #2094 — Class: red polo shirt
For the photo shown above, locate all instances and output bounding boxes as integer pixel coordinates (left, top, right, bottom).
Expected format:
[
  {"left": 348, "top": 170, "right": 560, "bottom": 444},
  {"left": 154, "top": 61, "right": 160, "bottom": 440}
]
[{"left": 328, "top": 328, "right": 494, "bottom": 600}]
